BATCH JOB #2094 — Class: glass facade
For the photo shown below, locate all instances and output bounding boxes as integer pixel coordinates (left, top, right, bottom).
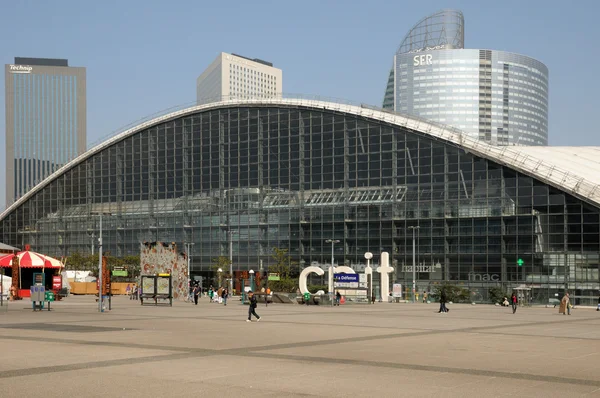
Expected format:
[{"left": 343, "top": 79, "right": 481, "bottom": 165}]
[
  {"left": 0, "top": 102, "right": 597, "bottom": 304},
  {"left": 4, "top": 60, "right": 86, "bottom": 206},
  {"left": 392, "top": 50, "right": 548, "bottom": 146}
]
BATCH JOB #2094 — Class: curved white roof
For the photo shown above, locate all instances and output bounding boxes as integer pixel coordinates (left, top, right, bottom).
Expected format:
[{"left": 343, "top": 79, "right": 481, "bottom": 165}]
[{"left": 2, "top": 97, "right": 600, "bottom": 220}]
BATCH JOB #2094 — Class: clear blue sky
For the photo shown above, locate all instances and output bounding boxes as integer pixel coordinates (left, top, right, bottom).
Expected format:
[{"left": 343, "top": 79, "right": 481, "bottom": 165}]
[{"left": 1, "top": 0, "right": 599, "bottom": 211}]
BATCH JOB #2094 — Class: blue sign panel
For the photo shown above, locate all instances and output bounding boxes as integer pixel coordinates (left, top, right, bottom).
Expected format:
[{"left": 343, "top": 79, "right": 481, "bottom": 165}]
[{"left": 334, "top": 274, "right": 359, "bottom": 283}]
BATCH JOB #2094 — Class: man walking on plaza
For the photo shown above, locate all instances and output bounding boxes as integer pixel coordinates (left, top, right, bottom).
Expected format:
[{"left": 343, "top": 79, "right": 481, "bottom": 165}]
[
  {"left": 193, "top": 285, "right": 200, "bottom": 305},
  {"left": 247, "top": 291, "right": 261, "bottom": 322},
  {"left": 438, "top": 290, "right": 448, "bottom": 313},
  {"left": 510, "top": 293, "right": 518, "bottom": 314}
]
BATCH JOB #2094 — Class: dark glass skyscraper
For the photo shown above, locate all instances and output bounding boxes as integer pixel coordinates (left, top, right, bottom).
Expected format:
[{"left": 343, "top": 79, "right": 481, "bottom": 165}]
[{"left": 4, "top": 57, "right": 86, "bottom": 206}]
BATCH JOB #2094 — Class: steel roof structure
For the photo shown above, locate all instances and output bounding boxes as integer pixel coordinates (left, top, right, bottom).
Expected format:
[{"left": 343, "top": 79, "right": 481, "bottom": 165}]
[{"left": 2, "top": 96, "right": 599, "bottom": 221}]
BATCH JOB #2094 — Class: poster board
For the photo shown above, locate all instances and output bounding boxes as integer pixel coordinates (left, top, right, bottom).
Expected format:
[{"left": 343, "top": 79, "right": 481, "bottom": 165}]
[
  {"left": 156, "top": 276, "right": 171, "bottom": 295},
  {"left": 141, "top": 276, "right": 155, "bottom": 295},
  {"left": 392, "top": 283, "right": 402, "bottom": 298}
]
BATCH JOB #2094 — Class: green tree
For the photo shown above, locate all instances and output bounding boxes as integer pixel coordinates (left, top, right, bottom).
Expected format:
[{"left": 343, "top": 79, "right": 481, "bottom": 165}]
[
  {"left": 211, "top": 256, "right": 232, "bottom": 285},
  {"left": 65, "top": 252, "right": 97, "bottom": 274},
  {"left": 488, "top": 286, "right": 508, "bottom": 304},
  {"left": 270, "top": 247, "right": 297, "bottom": 279},
  {"left": 105, "top": 255, "right": 140, "bottom": 280}
]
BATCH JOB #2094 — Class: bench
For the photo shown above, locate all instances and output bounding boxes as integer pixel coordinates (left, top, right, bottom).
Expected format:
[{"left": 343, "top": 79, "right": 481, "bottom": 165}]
[{"left": 140, "top": 294, "right": 172, "bottom": 306}]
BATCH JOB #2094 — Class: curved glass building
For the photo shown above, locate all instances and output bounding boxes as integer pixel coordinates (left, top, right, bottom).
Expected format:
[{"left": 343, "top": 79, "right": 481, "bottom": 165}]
[
  {"left": 0, "top": 98, "right": 597, "bottom": 303},
  {"left": 383, "top": 10, "right": 549, "bottom": 146}
]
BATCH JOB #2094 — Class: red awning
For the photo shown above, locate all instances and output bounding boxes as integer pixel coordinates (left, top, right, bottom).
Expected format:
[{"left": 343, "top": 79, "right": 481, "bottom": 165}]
[{"left": 0, "top": 251, "right": 63, "bottom": 268}]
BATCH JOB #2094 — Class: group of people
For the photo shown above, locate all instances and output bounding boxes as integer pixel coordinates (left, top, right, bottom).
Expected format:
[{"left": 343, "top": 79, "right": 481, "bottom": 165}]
[
  {"left": 126, "top": 284, "right": 139, "bottom": 300},
  {"left": 200, "top": 285, "right": 229, "bottom": 306},
  {"left": 186, "top": 284, "right": 230, "bottom": 305}
]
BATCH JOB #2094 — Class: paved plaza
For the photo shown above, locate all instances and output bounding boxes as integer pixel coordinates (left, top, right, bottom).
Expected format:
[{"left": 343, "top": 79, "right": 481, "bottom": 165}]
[{"left": 0, "top": 296, "right": 599, "bottom": 397}]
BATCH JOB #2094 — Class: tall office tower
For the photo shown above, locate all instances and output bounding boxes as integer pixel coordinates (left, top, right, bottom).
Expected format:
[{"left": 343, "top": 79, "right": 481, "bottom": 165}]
[
  {"left": 4, "top": 57, "right": 86, "bottom": 206},
  {"left": 196, "top": 52, "right": 282, "bottom": 104},
  {"left": 383, "top": 10, "right": 549, "bottom": 146}
]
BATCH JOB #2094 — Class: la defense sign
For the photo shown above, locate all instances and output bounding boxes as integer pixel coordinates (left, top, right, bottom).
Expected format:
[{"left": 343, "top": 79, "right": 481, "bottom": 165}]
[{"left": 298, "top": 252, "right": 394, "bottom": 299}]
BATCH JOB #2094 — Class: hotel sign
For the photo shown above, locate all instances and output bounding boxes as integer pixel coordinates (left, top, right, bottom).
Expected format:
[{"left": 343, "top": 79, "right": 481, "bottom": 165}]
[{"left": 9, "top": 65, "right": 33, "bottom": 74}]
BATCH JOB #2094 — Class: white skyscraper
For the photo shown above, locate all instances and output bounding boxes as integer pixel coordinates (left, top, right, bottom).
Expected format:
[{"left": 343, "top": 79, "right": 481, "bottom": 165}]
[{"left": 196, "top": 52, "right": 282, "bottom": 104}]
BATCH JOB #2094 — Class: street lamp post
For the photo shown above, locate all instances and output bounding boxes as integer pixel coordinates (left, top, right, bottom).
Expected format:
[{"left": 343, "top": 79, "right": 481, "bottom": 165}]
[
  {"left": 365, "top": 252, "right": 373, "bottom": 301},
  {"left": 249, "top": 269, "right": 255, "bottom": 291},
  {"left": 228, "top": 230, "right": 233, "bottom": 296},
  {"left": 91, "top": 212, "right": 112, "bottom": 313},
  {"left": 408, "top": 226, "right": 420, "bottom": 303},
  {"left": 325, "top": 239, "right": 340, "bottom": 307}
]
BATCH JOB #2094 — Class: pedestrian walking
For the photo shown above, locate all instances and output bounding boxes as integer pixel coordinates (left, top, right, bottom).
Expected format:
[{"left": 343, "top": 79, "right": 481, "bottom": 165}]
[
  {"left": 597, "top": 294, "right": 600, "bottom": 311},
  {"left": 371, "top": 293, "right": 376, "bottom": 304},
  {"left": 222, "top": 287, "right": 228, "bottom": 306},
  {"left": 247, "top": 291, "right": 261, "bottom": 322},
  {"left": 193, "top": 285, "right": 200, "bottom": 305},
  {"left": 559, "top": 293, "right": 571, "bottom": 315},
  {"left": 266, "top": 288, "right": 271, "bottom": 307},
  {"left": 511, "top": 293, "right": 518, "bottom": 314},
  {"left": 423, "top": 291, "right": 428, "bottom": 303},
  {"left": 438, "top": 290, "right": 448, "bottom": 313},
  {"left": 335, "top": 291, "right": 341, "bottom": 306}
]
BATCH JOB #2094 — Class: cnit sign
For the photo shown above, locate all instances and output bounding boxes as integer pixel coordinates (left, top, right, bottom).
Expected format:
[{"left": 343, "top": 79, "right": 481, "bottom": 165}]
[
  {"left": 9, "top": 65, "right": 33, "bottom": 74},
  {"left": 413, "top": 54, "right": 433, "bottom": 66}
]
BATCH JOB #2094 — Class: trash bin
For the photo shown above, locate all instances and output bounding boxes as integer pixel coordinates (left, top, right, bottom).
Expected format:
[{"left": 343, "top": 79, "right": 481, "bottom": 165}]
[
  {"left": 303, "top": 292, "right": 310, "bottom": 305},
  {"left": 45, "top": 291, "right": 55, "bottom": 302}
]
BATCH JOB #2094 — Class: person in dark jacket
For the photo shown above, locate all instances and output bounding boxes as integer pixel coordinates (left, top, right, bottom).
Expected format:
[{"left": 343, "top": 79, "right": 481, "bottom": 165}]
[
  {"left": 222, "top": 287, "right": 228, "bottom": 306},
  {"left": 193, "top": 285, "right": 200, "bottom": 305},
  {"left": 511, "top": 293, "right": 518, "bottom": 314},
  {"left": 335, "top": 291, "right": 341, "bottom": 306},
  {"left": 247, "top": 291, "right": 261, "bottom": 322},
  {"left": 597, "top": 295, "right": 600, "bottom": 311},
  {"left": 438, "top": 290, "right": 448, "bottom": 313}
]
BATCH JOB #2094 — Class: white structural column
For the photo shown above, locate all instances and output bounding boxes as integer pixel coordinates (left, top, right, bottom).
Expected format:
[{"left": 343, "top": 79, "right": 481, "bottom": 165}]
[{"left": 377, "top": 252, "right": 394, "bottom": 300}]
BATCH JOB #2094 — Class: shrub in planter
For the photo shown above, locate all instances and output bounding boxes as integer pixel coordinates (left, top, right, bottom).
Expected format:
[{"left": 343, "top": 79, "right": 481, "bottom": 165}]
[
  {"left": 431, "top": 284, "right": 470, "bottom": 303},
  {"left": 488, "top": 286, "right": 509, "bottom": 305}
]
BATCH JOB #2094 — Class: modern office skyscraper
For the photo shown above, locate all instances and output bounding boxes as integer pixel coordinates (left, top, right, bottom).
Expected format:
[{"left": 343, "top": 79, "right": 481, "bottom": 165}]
[
  {"left": 383, "top": 10, "right": 549, "bottom": 146},
  {"left": 196, "top": 52, "right": 282, "bottom": 104},
  {"left": 4, "top": 57, "right": 86, "bottom": 206}
]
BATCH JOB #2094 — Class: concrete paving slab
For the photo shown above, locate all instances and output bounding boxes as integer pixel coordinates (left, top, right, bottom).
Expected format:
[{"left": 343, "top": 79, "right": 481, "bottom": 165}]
[{"left": 0, "top": 296, "right": 599, "bottom": 397}]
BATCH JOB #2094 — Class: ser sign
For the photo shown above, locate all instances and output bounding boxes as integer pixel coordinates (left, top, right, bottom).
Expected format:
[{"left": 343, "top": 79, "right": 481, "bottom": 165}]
[{"left": 413, "top": 54, "right": 433, "bottom": 66}]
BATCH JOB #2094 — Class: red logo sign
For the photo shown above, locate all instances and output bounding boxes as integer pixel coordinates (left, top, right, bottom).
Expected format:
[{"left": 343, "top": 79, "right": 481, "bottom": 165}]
[{"left": 52, "top": 275, "right": 62, "bottom": 290}]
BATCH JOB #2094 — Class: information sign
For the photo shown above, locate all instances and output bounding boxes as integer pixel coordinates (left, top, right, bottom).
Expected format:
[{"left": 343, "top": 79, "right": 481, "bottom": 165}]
[
  {"left": 52, "top": 275, "right": 62, "bottom": 290},
  {"left": 392, "top": 283, "right": 402, "bottom": 298}
]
